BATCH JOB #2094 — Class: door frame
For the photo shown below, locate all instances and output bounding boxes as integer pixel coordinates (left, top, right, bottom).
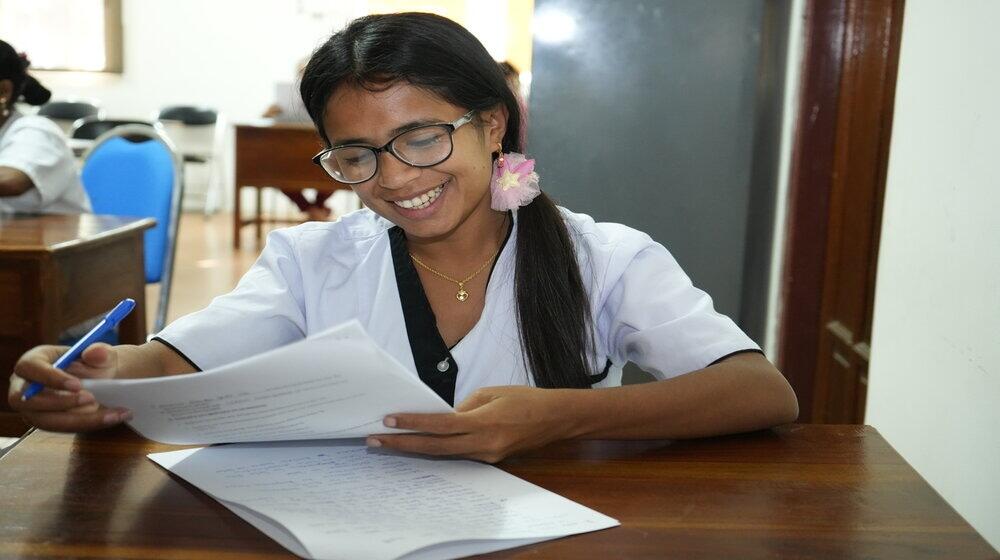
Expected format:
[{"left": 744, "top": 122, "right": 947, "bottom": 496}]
[{"left": 775, "top": 0, "right": 906, "bottom": 422}]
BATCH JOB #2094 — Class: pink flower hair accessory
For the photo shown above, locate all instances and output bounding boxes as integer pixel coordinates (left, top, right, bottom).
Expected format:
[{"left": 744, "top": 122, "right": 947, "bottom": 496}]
[{"left": 490, "top": 148, "right": 541, "bottom": 211}]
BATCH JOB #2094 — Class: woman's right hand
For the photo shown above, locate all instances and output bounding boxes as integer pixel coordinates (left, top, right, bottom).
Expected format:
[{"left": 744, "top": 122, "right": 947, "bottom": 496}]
[{"left": 7, "top": 343, "right": 132, "bottom": 432}]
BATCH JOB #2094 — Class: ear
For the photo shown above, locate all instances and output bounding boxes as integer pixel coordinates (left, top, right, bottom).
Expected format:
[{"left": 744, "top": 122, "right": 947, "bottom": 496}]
[{"left": 482, "top": 103, "right": 509, "bottom": 149}]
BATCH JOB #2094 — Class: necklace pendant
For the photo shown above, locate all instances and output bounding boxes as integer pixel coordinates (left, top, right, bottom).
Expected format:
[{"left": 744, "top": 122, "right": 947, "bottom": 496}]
[{"left": 456, "top": 288, "right": 469, "bottom": 302}]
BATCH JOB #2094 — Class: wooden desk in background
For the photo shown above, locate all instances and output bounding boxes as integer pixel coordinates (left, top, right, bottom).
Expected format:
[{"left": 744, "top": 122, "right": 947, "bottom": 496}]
[
  {"left": 0, "top": 425, "right": 994, "bottom": 559},
  {"left": 233, "top": 122, "right": 349, "bottom": 249},
  {"left": 0, "top": 214, "right": 154, "bottom": 436}
]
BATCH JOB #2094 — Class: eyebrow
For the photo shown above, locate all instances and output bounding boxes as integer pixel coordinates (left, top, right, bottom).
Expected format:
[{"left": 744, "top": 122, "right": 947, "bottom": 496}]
[{"left": 330, "top": 118, "right": 444, "bottom": 147}]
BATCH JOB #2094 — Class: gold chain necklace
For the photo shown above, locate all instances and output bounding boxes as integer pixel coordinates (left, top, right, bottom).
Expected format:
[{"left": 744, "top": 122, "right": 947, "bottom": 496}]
[{"left": 410, "top": 240, "right": 504, "bottom": 303}]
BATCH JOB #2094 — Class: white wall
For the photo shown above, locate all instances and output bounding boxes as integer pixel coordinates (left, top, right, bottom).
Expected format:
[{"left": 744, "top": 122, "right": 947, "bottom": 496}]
[
  {"left": 28, "top": 0, "right": 526, "bottom": 215},
  {"left": 36, "top": 0, "right": 360, "bottom": 122},
  {"left": 33, "top": 0, "right": 525, "bottom": 122},
  {"left": 32, "top": 0, "right": 366, "bottom": 215},
  {"left": 866, "top": 0, "right": 1000, "bottom": 551}
]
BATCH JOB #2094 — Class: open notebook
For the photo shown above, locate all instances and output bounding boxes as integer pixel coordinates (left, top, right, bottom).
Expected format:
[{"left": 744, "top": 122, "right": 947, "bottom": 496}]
[{"left": 85, "top": 322, "right": 619, "bottom": 560}]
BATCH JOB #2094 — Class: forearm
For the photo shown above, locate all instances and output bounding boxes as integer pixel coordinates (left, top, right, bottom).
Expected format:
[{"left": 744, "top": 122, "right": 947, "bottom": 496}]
[
  {"left": 0, "top": 166, "right": 33, "bottom": 197},
  {"left": 112, "top": 340, "right": 198, "bottom": 379},
  {"left": 558, "top": 354, "right": 799, "bottom": 440}
]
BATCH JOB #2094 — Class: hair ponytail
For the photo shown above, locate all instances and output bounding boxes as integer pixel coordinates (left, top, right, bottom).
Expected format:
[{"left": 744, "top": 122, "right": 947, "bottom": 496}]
[
  {"left": 20, "top": 75, "right": 51, "bottom": 106},
  {"left": 302, "top": 13, "right": 597, "bottom": 388},
  {"left": 514, "top": 194, "right": 596, "bottom": 387}
]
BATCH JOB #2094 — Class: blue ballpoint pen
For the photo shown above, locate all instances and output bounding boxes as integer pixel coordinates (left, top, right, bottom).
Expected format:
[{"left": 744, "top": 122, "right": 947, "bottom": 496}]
[{"left": 20, "top": 298, "right": 136, "bottom": 401}]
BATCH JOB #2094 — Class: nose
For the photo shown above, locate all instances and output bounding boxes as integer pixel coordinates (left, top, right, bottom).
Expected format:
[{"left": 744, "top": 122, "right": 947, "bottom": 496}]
[{"left": 376, "top": 151, "right": 421, "bottom": 190}]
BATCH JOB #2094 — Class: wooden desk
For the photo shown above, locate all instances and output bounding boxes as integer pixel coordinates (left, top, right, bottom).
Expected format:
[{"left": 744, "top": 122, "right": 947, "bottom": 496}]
[
  {"left": 233, "top": 122, "right": 348, "bottom": 249},
  {"left": 0, "top": 425, "right": 993, "bottom": 559},
  {"left": 0, "top": 214, "right": 155, "bottom": 435}
]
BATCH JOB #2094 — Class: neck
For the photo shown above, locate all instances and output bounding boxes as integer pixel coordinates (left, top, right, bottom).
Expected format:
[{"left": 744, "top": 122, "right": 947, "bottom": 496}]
[{"left": 406, "top": 204, "right": 509, "bottom": 270}]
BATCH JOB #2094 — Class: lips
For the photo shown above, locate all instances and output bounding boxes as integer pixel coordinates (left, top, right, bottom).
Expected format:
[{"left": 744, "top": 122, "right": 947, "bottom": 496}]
[{"left": 390, "top": 181, "right": 446, "bottom": 210}]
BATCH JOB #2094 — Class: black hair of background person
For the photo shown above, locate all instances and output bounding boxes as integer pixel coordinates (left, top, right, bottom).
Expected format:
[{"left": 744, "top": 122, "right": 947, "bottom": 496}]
[
  {"left": 0, "top": 40, "right": 52, "bottom": 107},
  {"left": 300, "top": 12, "right": 597, "bottom": 389}
]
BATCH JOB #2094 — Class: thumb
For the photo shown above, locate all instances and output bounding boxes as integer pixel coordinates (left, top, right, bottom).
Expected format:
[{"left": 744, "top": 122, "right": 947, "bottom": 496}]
[
  {"left": 455, "top": 388, "right": 499, "bottom": 413},
  {"left": 78, "top": 343, "right": 117, "bottom": 372}
]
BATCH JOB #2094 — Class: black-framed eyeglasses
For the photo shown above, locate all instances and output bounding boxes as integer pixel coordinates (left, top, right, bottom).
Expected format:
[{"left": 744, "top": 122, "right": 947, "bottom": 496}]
[{"left": 312, "top": 110, "right": 476, "bottom": 184}]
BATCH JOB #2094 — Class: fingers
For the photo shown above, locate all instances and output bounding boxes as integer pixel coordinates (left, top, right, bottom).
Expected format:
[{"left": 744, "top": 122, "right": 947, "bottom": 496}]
[
  {"left": 21, "top": 406, "right": 132, "bottom": 433},
  {"left": 383, "top": 412, "right": 477, "bottom": 435},
  {"left": 12, "top": 388, "right": 95, "bottom": 412},
  {"left": 369, "top": 433, "right": 508, "bottom": 463},
  {"left": 375, "top": 408, "right": 506, "bottom": 463},
  {"left": 10, "top": 346, "right": 80, "bottom": 397},
  {"left": 369, "top": 433, "right": 480, "bottom": 457},
  {"left": 8, "top": 343, "right": 130, "bottom": 434}
]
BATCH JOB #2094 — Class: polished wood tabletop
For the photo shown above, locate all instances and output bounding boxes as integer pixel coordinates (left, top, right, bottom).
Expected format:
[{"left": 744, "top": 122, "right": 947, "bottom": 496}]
[
  {"left": 0, "top": 214, "right": 155, "bottom": 436},
  {"left": 0, "top": 424, "right": 994, "bottom": 559},
  {"left": 0, "top": 213, "right": 154, "bottom": 253}
]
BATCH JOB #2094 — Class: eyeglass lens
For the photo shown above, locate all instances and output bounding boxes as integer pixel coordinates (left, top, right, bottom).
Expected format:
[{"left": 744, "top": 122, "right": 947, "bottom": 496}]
[{"left": 320, "top": 124, "right": 454, "bottom": 183}]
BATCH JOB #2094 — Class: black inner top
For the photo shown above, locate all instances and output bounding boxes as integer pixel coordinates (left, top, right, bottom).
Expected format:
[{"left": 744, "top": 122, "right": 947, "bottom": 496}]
[
  {"left": 389, "top": 217, "right": 614, "bottom": 406},
  {"left": 388, "top": 220, "right": 514, "bottom": 406}
]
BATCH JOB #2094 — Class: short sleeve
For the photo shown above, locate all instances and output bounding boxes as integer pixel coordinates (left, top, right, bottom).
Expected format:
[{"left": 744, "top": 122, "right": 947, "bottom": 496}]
[
  {"left": 0, "top": 123, "right": 77, "bottom": 206},
  {"left": 598, "top": 234, "right": 760, "bottom": 380},
  {"left": 156, "top": 229, "right": 308, "bottom": 370}
]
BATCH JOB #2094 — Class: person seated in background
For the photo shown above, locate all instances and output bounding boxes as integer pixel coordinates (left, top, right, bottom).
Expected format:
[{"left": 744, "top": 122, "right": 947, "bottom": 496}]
[
  {"left": 0, "top": 40, "right": 91, "bottom": 214},
  {"left": 264, "top": 58, "right": 333, "bottom": 221}
]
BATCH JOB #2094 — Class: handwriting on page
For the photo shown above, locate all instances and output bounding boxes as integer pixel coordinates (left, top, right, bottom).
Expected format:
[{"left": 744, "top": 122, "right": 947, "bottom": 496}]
[
  {"left": 151, "top": 442, "right": 620, "bottom": 559},
  {"left": 215, "top": 448, "right": 580, "bottom": 539}
]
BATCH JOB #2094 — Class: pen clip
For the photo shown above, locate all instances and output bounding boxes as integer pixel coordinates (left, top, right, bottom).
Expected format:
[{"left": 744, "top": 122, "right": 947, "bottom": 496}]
[{"left": 105, "top": 298, "right": 136, "bottom": 326}]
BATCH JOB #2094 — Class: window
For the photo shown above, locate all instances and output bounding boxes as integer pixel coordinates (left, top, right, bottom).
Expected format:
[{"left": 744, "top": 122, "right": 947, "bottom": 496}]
[{"left": 0, "top": 0, "right": 122, "bottom": 72}]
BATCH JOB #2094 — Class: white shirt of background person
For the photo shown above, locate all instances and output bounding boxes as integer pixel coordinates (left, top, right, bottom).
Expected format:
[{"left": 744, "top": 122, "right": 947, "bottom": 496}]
[{"left": 0, "top": 111, "right": 91, "bottom": 214}]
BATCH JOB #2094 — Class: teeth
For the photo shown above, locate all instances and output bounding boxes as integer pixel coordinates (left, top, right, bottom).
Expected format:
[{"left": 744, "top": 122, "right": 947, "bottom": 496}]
[{"left": 393, "top": 184, "right": 444, "bottom": 210}]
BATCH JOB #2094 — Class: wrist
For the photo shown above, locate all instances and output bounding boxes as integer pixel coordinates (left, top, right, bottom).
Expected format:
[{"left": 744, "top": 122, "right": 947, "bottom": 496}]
[{"left": 548, "top": 388, "right": 604, "bottom": 440}]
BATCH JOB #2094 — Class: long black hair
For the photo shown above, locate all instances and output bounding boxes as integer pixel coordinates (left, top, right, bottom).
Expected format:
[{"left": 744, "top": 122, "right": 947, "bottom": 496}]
[
  {"left": 301, "top": 13, "right": 595, "bottom": 389},
  {"left": 0, "top": 40, "right": 51, "bottom": 108}
]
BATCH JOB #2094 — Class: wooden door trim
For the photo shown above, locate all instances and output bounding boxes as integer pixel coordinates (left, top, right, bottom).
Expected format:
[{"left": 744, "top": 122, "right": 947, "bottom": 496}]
[
  {"left": 776, "top": 0, "right": 905, "bottom": 422},
  {"left": 775, "top": 0, "right": 848, "bottom": 421}
]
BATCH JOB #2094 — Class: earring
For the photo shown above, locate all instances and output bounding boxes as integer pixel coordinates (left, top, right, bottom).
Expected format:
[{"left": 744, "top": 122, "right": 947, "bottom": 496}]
[
  {"left": 0, "top": 99, "right": 8, "bottom": 118},
  {"left": 489, "top": 144, "right": 542, "bottom": 211}
]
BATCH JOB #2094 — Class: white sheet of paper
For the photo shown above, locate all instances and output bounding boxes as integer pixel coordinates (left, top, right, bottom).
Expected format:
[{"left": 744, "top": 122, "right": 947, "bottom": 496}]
[
  {"left": 149, "top": 441, "right": 619, "bottom": 560},
  {"left": 84, "top": 321, "right": 453, "bottom": 445}
]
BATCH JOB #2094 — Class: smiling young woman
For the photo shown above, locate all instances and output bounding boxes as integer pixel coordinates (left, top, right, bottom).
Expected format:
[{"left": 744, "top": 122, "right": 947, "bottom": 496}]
[{"left": 8, "top": 13, "right": 798, "bottom": 463}]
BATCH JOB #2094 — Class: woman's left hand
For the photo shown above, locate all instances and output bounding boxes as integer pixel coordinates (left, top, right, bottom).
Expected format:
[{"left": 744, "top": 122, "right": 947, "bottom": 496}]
[{"left": 368, "top": 386, "right": 576, "bottom": 463}]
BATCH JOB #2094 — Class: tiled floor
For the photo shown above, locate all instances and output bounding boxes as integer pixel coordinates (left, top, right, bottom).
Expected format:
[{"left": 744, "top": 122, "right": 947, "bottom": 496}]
[
  {"left": 147, "top": 187, "right": 360, "bottom": 331},
  {"left": 145, "top": 212, "right": 285, "bottom": 332}
]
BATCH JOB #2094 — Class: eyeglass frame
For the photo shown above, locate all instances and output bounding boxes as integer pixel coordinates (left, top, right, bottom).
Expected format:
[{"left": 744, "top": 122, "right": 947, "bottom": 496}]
[{"left": 311, "top": 110, "right": 477, "bottom": 184}]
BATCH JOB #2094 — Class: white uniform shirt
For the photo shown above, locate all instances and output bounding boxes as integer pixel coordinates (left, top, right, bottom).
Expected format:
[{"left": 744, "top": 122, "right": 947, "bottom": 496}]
[
  {"left": 0, "top": 111, "right": 91, "bottom": 214},
  {"left": 158, "top": 208, "right": 759, "bottom": 404}
]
